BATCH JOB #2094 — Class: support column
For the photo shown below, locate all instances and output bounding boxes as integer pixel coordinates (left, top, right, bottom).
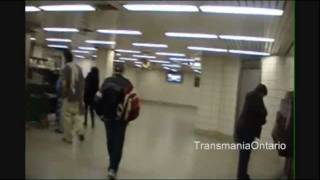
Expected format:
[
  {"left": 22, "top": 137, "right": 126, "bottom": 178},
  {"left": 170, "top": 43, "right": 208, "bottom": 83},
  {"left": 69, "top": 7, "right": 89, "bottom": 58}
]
[
  {"left": 25, "top": 34, "right": 31, "bottom": 84},
  {"left": 96, "top": 49, "right": 115, "bottom": 84}
]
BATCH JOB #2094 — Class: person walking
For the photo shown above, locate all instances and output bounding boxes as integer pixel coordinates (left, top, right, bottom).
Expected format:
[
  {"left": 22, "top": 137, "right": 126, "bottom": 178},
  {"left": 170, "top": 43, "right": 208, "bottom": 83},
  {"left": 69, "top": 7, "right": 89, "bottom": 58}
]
[
  {"left": 84, "top": 67, "right": 99, "bottom": 128},
  {"left": 234, "top": 84, "right": 268, "bottom": 179},
  {"left": 61, "top": 49, "right": 85, "bottom": 144}
]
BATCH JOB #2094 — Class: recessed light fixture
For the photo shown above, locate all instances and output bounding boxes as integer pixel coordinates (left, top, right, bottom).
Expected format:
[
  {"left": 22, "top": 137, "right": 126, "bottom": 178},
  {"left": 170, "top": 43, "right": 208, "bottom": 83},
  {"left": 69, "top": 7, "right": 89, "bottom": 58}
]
[
  {"left": 199, "top": 6, "right": 283, "bottom": 16},
  {"left": 43, "top": 27, "right": 79, "bottom": 32},
  {"left": 187, "top": 46, "right": 228, "bottom": 52},
  {"left": 47, "top": 44, "right": 68, "bottom": 49},
  {"left": 25, "top": 6, "right": 40, "bottom": 12},
  {"left": 132, "top": 43, "right": 168, "bottom": 48},
  {"left": 149, "top": 60, "right": 170, "bottom": 64},
  {"left": 75, "top": 55, "right": 85, "bottom": 59},
  {"left": 85, "top": 40, "right": 116, "bottom": 45},
  {"left": 39, "top": 4, "right": 95, "bottom": 12},
  {"left": 229, "top": 49, "right": 270, "bottom": 56},
  {"left": 170, "top": 57, "right": 195, "bottom": 62},
  {"left": 165, "top": 32, "right": 218, "bottom": 39},
  {"left": 78, "top": 46, "right": 97, "bottom": 51},
  {"left": 119, "top": 57, "right": 138, "bottom": 61},
  {"left": 97, "top": 29, "right": 142, "bottom": 35},
  {"left": 219, "top": 35, "right": 274, "bottom": 42},
  {"left": 123, "top": 4, "right": 198, "bottom": 12},
  {"left": 30, "top": 37, "right": 36, "bottom": 41},
  {"left": 115, "top": 49, "right": 141, "bottom": 54},
  {"left": 132, "top": 55, "right": 156, "bottom": 59},
  {"left": 155, "top": 52, "right": 185, "bottom": 57},
  {"left": 46, "top": 38, "right": 72, "bottom": 42},
  {"left": 72, "top": 50, "right": 90, "bottom": 54},
  {"left": 114, "top": 60, "right": 125, "bottom": 63}
]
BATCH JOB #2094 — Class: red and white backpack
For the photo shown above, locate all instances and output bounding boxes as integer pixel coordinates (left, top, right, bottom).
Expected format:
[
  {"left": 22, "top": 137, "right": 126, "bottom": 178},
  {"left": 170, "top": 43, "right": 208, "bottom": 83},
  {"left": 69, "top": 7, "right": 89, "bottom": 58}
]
[{"left": 117, "top": 84, "right": 140, "bottom": 122}]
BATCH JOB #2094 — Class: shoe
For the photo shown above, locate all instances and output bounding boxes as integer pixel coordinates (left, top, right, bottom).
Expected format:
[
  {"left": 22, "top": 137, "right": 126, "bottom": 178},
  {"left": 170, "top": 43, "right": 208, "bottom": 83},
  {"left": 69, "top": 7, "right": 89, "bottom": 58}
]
[
  {"left": 107, "top": 169, "right": 117, "bottom": 180},
  {"left": 78, "top": 134, "right": 85, "bottom": 142},
  {"left": 62, "top": 137, "right": 72, "bottom": 144}
]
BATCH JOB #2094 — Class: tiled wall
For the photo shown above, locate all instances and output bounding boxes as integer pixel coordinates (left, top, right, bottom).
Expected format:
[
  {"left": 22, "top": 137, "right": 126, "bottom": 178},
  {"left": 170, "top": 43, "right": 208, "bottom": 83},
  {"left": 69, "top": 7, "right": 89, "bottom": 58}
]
[{"left": 260, "top": 55, "right": 294, "bottom": 142}]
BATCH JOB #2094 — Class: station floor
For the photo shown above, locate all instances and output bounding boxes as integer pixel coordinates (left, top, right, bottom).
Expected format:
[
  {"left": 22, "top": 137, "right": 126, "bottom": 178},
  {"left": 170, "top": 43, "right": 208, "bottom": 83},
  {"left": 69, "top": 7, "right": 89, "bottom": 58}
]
[{"left": 26, "top": 101, "right": 285, "bottom": 179}]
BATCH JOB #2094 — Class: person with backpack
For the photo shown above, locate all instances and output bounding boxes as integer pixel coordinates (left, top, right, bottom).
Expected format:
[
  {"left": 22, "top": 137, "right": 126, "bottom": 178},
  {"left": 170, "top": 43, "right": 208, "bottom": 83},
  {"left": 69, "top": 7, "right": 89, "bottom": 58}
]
[
  {"left": 61, "top": 50, "right": 85, "bottom": 144},
  {"left": 84, "top": 67, "right": 99, "bottom": 128},
  {"left": 94, "top": 63, "right": 140, "bottom": 180}
]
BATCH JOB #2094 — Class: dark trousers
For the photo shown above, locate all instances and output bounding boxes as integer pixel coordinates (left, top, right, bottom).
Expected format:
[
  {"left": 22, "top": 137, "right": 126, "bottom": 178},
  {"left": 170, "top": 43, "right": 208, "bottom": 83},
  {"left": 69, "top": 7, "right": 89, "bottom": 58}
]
[
  {"left": 235, "top": 130, "right": 255, "bottom": 179},
  {"left": 84, "top": 102, "right": 95, "bottom": 128},
  {"left": 104, "top": 120, "right": 127, "bottom": 173}
]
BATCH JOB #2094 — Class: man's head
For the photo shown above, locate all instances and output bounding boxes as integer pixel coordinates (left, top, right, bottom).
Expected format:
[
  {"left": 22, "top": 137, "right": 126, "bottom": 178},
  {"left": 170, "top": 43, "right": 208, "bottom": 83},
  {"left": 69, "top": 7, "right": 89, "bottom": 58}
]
[
  {"left": 63, "top": 49, "right": 73, "bottom": 63},
  {"left": 255, "top": 84, "right": 268, "bottom": 97},
  {"left": 113, "top": 63, "right": 124, "bottom": 75}
]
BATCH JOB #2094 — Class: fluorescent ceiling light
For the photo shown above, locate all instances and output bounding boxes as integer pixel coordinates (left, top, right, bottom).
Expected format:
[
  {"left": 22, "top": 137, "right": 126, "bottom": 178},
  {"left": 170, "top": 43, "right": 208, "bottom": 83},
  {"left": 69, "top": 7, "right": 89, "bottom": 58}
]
[
  {"left": 165, "top": 32, "right": 218, "bottom": 39},
  {"left": 119, "top": 57, "right": 138, "bottom": 61},
  {"left": 219, "top": 35, "right": 274, "bottom": 42},
  {"left": 26, "top": 6, "right": 40, "bottom": 12},
  {"left": 115, "top": 49, "right": 141, "bottom": 54},
  {"left": 115, "top": 53, "right": 122, "bottom": 56},
  {"left": 187, "top": 46, "right": 227, "bottom": 52},
  {"left": 194, "top": 57, "right": 201, "bottom": 61},
  {"left": 85, "top": 40, "right": 115, "bottom": 45},
  {"left": 43, "top": 27, "right": 79, "bottom": 32},
  {"left": 72, "top": 50, "right": 90, "bottom": 54},
  {"left": 132, "top": 55, "right": 156, "bottom": 59},
  {"left": 193, "top": 70, "right": 201, "bottom": 74},
  {"left": 149, "top": 60, "right": 170, "bottom": 64},
  {"left": 39, "top": 4, "right": 95, "bottom": 12},
  {"left": 170, "top": 57, "right": 195, "bottom": 62},
  {"left": 134, "top": 61, "right": 143, "bottom": 64},
  {"left": 75, "top": 55, "right": 85, "bottom": 59},
  {"left": 163, "top": 67, "right": 171, "bottom": 70},
  {"left": 123, "top": 4, "right": 198, "bottom": 12},
  {"left": 30, "top": 37, "right": 36, "bottom": 41},
  {"left": 199, "top": 6, "right": 283, "bottom": 16},
  {"left": 135, "top": 64, "right": 142, "bottom": 68},
  {"left": 162, "top": 64, "right": 181, "bottom": 68},
  {"left": 78, "top": 46, "right": 97, "bottom": 51},
  {"left": 97, "top": 29, "right": 142, "bottom": 35},
  {"left": 170, "top": 69, "right": 178, "bottom": 72},
  {"left": 191, "top": 66, "right": 201, "bottom": 70},
  {"left": 155, "top": 52, "right": 185, "bottom": 57},
  {"left": 229, "top": 49, "right": 270, "bottom": 56},
  {"left": 46, "top": 38, "right": 71, "bottom": 42},
  {"left": 47, "top": 44, "right": 68, "bottom": 49},
  {"left": 92, "top": 55, "right": 97, "bottom": 58},
  {"left": 191, "top": 62, "right": 201, "bottom": 67},
  {"left": 114, "top": 60, "right": 125, "bottom": 63},
  {"left": 132, "top": 43, "right": 168, "bottom": 48}
]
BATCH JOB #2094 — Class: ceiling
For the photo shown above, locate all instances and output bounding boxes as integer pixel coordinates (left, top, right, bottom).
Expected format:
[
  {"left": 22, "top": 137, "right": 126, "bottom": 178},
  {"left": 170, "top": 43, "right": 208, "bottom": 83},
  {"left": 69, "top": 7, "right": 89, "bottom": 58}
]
[{"left": 26, "top": 0, "right": 293, "bottom": 69}]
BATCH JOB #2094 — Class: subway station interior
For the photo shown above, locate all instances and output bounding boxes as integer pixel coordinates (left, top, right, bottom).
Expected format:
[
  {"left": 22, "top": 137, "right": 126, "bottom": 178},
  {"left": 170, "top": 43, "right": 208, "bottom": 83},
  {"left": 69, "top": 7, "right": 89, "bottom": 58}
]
[{"left": 25, "top": 1, "right": 294, "bottom": 179}]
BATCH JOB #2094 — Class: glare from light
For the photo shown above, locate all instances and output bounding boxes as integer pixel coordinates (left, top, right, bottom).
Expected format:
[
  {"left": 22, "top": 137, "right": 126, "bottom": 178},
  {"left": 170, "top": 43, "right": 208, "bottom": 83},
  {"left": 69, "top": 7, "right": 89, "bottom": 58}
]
[
  {"left": 123, "top": 4, "right": 199, "bottom": 12},
  {"left": 43, "top": 27, "right": 79, "bottom": 32},
  {"left": 132, "top": 55, "right": 156, "bottom": 59},
  {"left": 170, "top": 57, "right": 195, "bottom": 62},
  {"left": 26, "top": 6, "right": 40, "bottom": 12},
  {"left": 97, "top": 29, "right": 142, "bottom": 35},
  {"left": 47, "top": 44, "right": 68, "bottom": 49},
  {"left": 119, "top": 57, "right": 138, "bottom": 61},
  {"left": 46, "top": 38, "right": 72, "bottom": 42},
  {"left": 229, "top": 49, "right": 270, "bottom": 56},
  {"left": 199, "top": 6, "right": 283, "bottom": 16},
  {"left": 85, "top": 40, "right": 116, "bottom": 45},
  {"left": 30, "top": 37, "right": 36, "bottom": 41},
  {"left": 149, "top": 60, "right": 170, "bottom": 64},
  {"left": 187, "top": 46, "right": 228, "bottom": 52},
  {"left": 219, "top": 35, "right": 274, "bottom": 42},
  {"left": 165, "top": 32, "right": 218, "bottom": 39},
  {"left": 115, "top": 49, "right": 141, "bottom": 54},
  {"left": 132, "top": 43, "right": 168, "bottom": 48},
  {"left": 39, "top": 4, "right": 95, "bottom": 12},
  {"left": 155, "top": 52, "right": 185, "bottom": 57},
  {"left": 78, "top": 46, "right": 97, "bottom": 51},
  {"left": 72, "top": 50, "right": 90, "bottom": 54}
]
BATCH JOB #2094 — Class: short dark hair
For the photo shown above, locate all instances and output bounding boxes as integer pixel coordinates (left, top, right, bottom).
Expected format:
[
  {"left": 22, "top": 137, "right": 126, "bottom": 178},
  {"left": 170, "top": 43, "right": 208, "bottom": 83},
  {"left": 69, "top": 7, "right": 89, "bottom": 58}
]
[
  {"left": 114, "top": 63, "right": 124, "bottom": 74},
  {"left": 63, "top": 49, "right": 73, "bottom": 63},
  {"left": 255, "top": 83, "right": 268, "bottom": 96}
]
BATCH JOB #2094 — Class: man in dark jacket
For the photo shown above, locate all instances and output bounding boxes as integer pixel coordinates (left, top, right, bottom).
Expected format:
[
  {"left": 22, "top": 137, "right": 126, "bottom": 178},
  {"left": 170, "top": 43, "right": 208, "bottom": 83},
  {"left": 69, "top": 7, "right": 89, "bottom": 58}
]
[
  {"left": 84, "top": 67, "right": 99, "bottom": 128},
  {"left": 94, "top": 63, "right": 133, "bottom": 180},
  {"left": 234, "top": 84, "right": 268, "bottom": 179}
]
